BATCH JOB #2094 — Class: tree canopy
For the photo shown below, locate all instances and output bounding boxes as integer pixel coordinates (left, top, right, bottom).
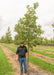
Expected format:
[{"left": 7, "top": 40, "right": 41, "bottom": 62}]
[{"left": 14, "top": 2, "right": 44, "bottom": 49}]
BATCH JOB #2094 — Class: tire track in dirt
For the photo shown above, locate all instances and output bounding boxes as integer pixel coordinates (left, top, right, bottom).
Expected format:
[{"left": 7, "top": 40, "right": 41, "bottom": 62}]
[{"left": 0, "top": 45, "right": 53, "bottom": 75}]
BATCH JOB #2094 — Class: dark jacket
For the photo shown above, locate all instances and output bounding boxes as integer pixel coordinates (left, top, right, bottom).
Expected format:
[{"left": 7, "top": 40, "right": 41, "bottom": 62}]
[{"left": 16, "top": 45, "right": 27, "bottom": 58}]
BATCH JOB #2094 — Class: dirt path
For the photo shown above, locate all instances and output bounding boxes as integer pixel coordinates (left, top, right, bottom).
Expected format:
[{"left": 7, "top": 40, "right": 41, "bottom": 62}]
[{"left": 1, "top": 45, "right": 53, "bottom": 75}]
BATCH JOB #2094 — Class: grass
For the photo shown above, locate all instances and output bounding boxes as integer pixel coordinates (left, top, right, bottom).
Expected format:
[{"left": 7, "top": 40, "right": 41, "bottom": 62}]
[
  {"left": 6, "top": 43, "right": 18, "bottom": 47},
  {"left": 0, "top": 47, "right": 14, "bottom": 75},
  {"left": 3, "top": 44, "right": 16, "bottom": 53},
  {"left": 2, "top": 46, "right": 54, "bottom": 73},
  {"left": 7, "top": 46, "right": 16, "bottom": 53},
  {"left": 35, "top": 45, "right": 54, "bottom": 50},
  {"left": 10, "top": 43, "right": 18, "bottom": 47},
  {"left": 34, "top": 48, "right": 54, "bottom": 53},
  {"left": 30, "top": 49, "right": 54, "bottom": 58},
  {"left": 2, "top": 45, "right": 54, "bottom": 74},
  {"left": 29, "top": 55, "right": 54, "bottom": 74}
]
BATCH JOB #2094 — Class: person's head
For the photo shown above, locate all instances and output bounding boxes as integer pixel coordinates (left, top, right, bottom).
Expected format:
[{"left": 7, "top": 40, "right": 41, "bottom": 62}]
[{"left": 20, "top": 42, "right": 24, "bottom": 46}]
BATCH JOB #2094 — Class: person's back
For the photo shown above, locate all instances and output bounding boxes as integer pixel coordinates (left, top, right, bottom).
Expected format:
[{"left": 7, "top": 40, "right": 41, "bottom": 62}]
[{"left": 16, "top": 42, "right": 28, "bottom": 75}]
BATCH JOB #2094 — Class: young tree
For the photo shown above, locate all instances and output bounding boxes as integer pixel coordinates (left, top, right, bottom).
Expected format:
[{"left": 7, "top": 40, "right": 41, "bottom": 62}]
[
  {"left": 52, "top": 23, "right": 54, "bottom": 41},
  {"left": 50, "top": 38, "right": 53, "bottom": 44},
  {"left": 5, "top": 27, "right": 12, "bottom": 43},
  {"left": 14, "top": 2, "right": 44, "bottom": 49},
  {"left": 44, "top": 38, "right": 48, "bottom": 44},
  {"left": 0, "top": 36, "right": 5, "bottom": 43},
  {"left": 14, "top": 3, "right": 44, "bottom": 73}
]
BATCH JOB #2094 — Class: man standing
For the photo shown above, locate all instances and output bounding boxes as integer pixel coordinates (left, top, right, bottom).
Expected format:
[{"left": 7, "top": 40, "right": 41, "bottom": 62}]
[{"left": 16, "top": 42, "right": 28, "bottom": 75}]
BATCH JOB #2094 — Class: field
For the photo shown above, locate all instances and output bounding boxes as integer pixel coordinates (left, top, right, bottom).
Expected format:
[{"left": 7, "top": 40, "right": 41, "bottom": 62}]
[{"left": 0, "top": 43, "right": 54, "bottom": 75}]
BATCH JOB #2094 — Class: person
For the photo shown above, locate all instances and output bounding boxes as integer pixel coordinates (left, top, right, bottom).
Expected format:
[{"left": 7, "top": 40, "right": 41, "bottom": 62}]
[{"left": 16, "top": 42, "right": 28, "bottom": 75}]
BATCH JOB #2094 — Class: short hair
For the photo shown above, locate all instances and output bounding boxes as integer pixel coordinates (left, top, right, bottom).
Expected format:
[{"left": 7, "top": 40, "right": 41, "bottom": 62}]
[{"left": 21, "top": 42, "right": 24, "bottom": 44}]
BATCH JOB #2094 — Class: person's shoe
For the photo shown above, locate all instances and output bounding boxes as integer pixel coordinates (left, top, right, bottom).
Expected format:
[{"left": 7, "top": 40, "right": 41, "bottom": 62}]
[
  {"left": 25, "top": 72, "right": 27, "bottom": 74},
  {"left": 20, "top": 71, "right": 23, "bottom": 75}
]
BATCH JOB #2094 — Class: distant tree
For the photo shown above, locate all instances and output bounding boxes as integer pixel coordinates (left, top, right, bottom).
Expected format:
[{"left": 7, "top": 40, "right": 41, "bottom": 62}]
[
  {"left": 52, "top": 23, "right": 54, "bottom": 28},
  {"left": 0, "top": 36, "right": 5, "bottom": 43},
  {"left": 44, "top": 38, "right": 48, "bottom": 44},
  {"left": 39, "top": 37, "right": 44, "bottom": 44},
  {"left": 14, "top": 2, "right": 44, "bottom": 49},
  {"left": 52, "top": 23, "right": 54, "bottom": 41},
  {"left": 50, "top": 38, "right": 53, "bottom": 44},
  {"left": 5, "top": 27, "right": 12, "bottom": 43}
]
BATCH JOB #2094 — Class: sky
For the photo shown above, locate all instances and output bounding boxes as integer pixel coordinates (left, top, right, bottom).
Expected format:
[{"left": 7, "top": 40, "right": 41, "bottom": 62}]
[{"left": 0, "top": 0, "right": 54, "bottom": 40}]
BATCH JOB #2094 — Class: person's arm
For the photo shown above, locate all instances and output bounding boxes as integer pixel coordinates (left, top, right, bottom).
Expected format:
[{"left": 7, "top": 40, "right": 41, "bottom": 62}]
[
  {"left": 26, "top": 52, "right": 28, "bottom": 59},
  {"left": 16, "top": 47, "right": 19, "bottom": 60},
  {"left": 16, "top": 54, "right": 18, "bottom": 60},
  {"left": 25, "top": 47, "right": 28, "bottom": 59}
]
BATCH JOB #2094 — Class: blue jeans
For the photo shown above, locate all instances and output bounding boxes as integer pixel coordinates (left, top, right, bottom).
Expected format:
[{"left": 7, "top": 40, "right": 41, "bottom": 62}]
[{"left": 19, "top": 57, "right": 27, "bottom": 72}]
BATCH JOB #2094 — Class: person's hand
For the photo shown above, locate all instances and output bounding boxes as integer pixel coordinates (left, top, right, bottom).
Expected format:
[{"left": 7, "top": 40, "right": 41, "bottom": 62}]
[
  {"left": 26, "top": 56, "right": 28, "bottom": 59},
  {"left": 16, "top": 57, "right": 18, "bottom": 61}
]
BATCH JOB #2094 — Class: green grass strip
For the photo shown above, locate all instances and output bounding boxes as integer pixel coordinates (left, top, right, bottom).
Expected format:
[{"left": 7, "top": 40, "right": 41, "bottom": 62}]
[
  {"left": 3, "top": 45, "right": 16, "bottom": 53},
  {"left": 36, "top": 45, "right": 54, "bottom": 50},
  {"left": 10, "top": 43, "right": 18, "bottom": 47},
  {"left": 29, "top": 55, "right": 54, "bottom": 74},
  {"left": 7, "top": 46, "right": 16, "bottom": 53},
  {"left": 0, "top": 47, "right": 14, "bottom": 75},
  {"left": 34, "top": 48, "right": 54, "bottom": 52},
  {"left": 30, "top": 50, "right": 54, "bottom": 58}
]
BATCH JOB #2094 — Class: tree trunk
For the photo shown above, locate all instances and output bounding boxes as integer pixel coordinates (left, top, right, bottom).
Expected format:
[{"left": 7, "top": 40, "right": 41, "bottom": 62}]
[{"left": 27, "top": 38, "right": 29, "bottom": 75}]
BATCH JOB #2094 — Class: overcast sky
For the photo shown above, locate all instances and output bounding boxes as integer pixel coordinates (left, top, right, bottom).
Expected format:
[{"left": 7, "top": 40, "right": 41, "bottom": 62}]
[{"left": 0, "top": 0, "right": 54, "bottom": 39}]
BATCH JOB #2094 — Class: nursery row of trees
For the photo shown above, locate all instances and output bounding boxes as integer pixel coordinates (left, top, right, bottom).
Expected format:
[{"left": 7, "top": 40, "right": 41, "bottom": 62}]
[
  {"left": 0, "top": 2, "right": 54, "bottom": 47},
  {"left": 0, "top": 26, "right": 53, "bottom": 44},
  {"left": 0, "top": 27, "right": 13, "bottom": 43}
]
